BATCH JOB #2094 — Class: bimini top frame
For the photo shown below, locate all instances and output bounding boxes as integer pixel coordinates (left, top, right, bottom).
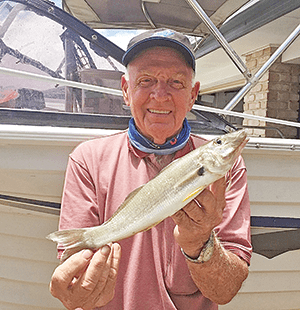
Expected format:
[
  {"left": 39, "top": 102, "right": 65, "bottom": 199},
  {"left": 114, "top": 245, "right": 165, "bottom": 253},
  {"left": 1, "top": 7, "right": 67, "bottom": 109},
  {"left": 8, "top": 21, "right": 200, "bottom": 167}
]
[
  {"left": 182, "top": 0, "right": 300, "bottom": 136},
  {"left": 185, "top": 0, "right": 300, "bottom": 112}
]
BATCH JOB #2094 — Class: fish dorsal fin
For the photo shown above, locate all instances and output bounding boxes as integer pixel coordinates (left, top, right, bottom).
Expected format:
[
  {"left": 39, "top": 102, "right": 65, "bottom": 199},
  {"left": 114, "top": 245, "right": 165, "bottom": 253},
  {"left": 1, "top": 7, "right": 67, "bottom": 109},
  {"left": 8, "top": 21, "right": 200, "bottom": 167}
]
[
  {"left": 123, "top": 185, "right": 144, "bottom": 203},
  {"left": 155, "top": 157, "right": 180, "bottom": 176},
  {"left": 109, "top": 185, "right": 145, "bottom": 218}
]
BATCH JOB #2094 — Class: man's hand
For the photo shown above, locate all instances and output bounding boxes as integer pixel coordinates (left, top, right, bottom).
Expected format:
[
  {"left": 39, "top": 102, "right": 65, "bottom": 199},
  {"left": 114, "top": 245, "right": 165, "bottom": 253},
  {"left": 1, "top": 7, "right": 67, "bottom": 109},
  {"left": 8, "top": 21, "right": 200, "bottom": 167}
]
[
  {"left": 50, "top": 243, "right": 121, "bottom": 310},
  {"left": 172, "top": 176, "right": 249, "bottom": 305},
  {"left": 172, "top": 177, "right": 226, "bottom": 258}
]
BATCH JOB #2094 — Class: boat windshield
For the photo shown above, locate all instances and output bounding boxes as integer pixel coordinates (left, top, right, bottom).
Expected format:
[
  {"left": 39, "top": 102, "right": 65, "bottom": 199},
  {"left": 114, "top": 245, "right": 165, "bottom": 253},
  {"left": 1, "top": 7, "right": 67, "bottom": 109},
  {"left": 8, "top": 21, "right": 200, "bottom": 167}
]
[
  {"left": 0, "top": 0, "right": 132, "bottom": 128},
  {"left": 0, "top": 0, "right": 239, "bottom": 134}
]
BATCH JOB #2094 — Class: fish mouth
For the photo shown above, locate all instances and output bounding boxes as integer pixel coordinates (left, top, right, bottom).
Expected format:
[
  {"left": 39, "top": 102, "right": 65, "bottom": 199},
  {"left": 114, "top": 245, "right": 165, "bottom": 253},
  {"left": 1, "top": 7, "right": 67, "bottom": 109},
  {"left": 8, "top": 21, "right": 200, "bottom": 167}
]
[
  {"left": 224, "top": 131, "right": 249, "bottom": 160},
  {"left": 147, "top": 109, "right": 171, "bottom": 115},
  {"left": 234, "top": 131, "right": 249, "bottom": 152},
  {"left": 239, "top": 136, "right": 249, "bottom": 150}
]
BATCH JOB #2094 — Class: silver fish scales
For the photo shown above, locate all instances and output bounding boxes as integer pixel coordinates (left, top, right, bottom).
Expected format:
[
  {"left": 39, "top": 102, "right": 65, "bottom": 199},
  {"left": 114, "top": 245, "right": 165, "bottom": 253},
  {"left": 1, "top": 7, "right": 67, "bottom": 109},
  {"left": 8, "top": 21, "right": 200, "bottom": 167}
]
[{"left": 47, "top": 130, "right": 248, "bottom": 262}]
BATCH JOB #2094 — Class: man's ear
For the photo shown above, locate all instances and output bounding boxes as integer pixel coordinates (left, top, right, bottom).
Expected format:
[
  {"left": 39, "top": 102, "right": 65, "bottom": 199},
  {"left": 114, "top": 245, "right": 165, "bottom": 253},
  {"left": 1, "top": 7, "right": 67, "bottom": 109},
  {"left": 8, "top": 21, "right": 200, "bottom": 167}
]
[
  {"left": 121, "top": 75, "right": 130, "bottom": 106},
  {"left": 188, "top": 81, "right": 200, "bottom": 111}
]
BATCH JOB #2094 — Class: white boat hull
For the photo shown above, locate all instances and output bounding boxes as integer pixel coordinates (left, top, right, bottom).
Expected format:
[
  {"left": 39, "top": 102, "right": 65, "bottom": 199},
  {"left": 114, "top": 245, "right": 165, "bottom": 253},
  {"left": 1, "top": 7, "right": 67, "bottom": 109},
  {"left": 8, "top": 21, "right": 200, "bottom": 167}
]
[{"left": 0, "top": 125, "right": 300, "bottom": 310}]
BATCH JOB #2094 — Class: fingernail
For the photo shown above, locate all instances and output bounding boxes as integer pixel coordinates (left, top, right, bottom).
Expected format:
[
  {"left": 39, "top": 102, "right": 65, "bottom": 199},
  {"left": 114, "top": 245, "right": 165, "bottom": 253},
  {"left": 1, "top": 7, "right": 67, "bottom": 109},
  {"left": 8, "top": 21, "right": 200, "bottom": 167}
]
[
  {"left": 82, "top": 249, "right": 93, "bottom": 259},
  {"left": 101, "top": 245, "right": 111, "bottom": 255}
]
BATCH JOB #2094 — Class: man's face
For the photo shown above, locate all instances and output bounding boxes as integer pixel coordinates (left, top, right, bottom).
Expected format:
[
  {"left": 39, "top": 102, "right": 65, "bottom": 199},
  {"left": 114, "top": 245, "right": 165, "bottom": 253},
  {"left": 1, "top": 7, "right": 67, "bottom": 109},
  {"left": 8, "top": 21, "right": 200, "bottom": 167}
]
[{"left": 121, "top": 47, "right": 200, "bottom": 145}]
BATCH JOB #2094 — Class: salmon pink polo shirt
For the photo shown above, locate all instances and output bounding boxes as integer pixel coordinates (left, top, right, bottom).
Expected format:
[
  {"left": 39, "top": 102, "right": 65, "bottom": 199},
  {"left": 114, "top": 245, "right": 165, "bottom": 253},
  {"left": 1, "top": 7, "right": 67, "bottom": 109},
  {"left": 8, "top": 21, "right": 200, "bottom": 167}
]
[{"left": 58, "top": 130, "right": 252, "bottom": 310}]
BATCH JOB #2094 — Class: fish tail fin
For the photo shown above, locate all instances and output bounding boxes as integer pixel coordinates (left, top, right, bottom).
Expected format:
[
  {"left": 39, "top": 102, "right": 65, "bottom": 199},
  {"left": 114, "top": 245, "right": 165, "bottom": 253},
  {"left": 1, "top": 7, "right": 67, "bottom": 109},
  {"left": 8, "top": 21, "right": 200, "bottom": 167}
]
[
  {"left": 47, "top": 228, "right": 91, "bottom": 262},
  {"left": 61, "top": 245, "right": 89, "bottom": 263}
]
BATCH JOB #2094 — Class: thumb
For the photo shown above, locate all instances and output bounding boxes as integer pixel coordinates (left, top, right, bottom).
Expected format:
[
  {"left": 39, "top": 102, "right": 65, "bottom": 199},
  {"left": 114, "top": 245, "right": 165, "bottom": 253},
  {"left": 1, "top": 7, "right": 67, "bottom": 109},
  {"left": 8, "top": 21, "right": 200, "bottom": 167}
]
[
  {"left": 50, "top": 249, "right": 93, "bottom": 297},
  {"left": 210, "top": 177, "right": 226, "bottom": 210},
  {"left": 210, "top": 176, "right": 226, "bottom": 194}
]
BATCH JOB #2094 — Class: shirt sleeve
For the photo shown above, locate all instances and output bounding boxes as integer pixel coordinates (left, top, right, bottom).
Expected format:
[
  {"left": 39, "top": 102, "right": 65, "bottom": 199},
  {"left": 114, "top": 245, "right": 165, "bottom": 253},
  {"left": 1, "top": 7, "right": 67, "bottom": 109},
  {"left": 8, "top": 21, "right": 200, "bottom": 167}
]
[
  {"left": 215, "top": 155, "right": 252, "bottom": 265},
  {"left": 57, "top": 149, "right": 101, "bottom": 258}
]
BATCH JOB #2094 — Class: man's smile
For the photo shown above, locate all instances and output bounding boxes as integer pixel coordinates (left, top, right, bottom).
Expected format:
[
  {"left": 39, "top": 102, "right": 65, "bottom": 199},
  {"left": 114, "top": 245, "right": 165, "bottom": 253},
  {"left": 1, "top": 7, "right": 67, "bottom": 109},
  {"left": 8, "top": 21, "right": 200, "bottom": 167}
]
[{"left": 147, "top": 109, "right": 171, "bottom": 115}]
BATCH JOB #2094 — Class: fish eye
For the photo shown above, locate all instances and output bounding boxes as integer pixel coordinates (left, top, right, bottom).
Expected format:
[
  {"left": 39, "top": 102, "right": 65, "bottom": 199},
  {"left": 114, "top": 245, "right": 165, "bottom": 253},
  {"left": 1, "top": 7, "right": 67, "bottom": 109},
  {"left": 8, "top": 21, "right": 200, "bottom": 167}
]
[
  {"left": 197, "top": 166, "right": 205, "bottom": 176},
  {"left": 214, "top": 138, "right": 222, "bottom": 145}
]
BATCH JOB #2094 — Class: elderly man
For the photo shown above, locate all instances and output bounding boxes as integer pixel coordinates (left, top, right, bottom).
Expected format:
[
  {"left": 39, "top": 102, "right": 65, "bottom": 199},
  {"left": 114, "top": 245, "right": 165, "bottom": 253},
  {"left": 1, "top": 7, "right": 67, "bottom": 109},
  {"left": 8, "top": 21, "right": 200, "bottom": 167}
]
[{"left": 50, "top": 29, "right": 252, "bottom": 310}]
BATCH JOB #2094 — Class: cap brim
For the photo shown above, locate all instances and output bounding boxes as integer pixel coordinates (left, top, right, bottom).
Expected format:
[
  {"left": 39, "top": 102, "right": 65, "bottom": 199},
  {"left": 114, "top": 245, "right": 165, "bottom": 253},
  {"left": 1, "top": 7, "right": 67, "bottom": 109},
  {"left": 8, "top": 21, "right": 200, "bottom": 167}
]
[{"left": 122, "top": 37, "right": 195, "bottom": 71}]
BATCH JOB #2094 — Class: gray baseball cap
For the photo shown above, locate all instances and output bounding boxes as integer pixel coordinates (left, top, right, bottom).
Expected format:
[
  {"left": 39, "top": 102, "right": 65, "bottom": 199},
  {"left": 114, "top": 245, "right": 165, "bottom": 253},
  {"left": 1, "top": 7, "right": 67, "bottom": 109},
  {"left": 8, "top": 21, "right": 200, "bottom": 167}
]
[{"left": 122, "top": 28, "right": 195, "bottom": 71}]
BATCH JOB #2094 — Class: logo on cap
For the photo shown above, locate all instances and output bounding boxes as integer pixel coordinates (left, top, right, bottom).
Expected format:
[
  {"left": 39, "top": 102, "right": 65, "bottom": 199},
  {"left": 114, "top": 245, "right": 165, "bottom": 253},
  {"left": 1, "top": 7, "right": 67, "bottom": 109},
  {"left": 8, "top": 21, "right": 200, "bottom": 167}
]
[{"left": 151, "top": 30, "right": 175, "bottom": 38}]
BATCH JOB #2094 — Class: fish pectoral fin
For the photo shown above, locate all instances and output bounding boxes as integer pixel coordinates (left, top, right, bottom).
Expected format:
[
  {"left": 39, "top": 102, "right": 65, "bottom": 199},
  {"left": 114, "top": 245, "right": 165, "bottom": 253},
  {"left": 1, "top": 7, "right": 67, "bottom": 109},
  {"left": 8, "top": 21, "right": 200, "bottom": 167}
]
[
  {"left": 183, "top": 186, "right": 205, "bottom": 202},
  {"left": 112, "top": 185, "right": 145, "bottom": 215},
  {"left": 104, "top": 184, "right": 146, "bottom": 221}
]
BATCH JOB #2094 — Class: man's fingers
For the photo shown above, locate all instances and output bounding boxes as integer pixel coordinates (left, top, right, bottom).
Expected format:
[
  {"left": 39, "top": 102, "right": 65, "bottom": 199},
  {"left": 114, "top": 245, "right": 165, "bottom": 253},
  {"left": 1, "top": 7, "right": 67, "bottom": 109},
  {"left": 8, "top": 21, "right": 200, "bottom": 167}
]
[
  {"left": 94, "top": 243, "right": 122, "bottom": 307},
  {"left": 171, "top": 209, "right": 187, "bottom": 226},
  {"left": 173, "top": 198, "right": 204, "bottom": 226},
  {"left": 78, "top": 245, "right": 112, "bottom": 293},
  {"left": 69, "top": 245, "right": 112, "bottom": 309},
  {"left": 49, "top": 249, "right": 93, "bottom": 298},
  {"left": 50, "top": 244, "right": 122, "bottom": 310},
  {"left": 110, "top": 243, "right": 121, "bottom": 275},
  {"left": 193, "top": 188, "right": 215, "bottom": 214}
]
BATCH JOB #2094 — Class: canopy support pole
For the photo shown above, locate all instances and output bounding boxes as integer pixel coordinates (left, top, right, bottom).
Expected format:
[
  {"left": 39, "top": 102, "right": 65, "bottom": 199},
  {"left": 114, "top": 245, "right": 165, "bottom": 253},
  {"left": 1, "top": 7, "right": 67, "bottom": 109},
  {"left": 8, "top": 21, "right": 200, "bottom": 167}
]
[
  {"left": 185, "top": 0, "right": 251, "bottom": 80},
  {"left": 224, "top": 23, "right": 300, "bottom": 111},
  {"left": 185, "top": 0, "right": 300, "bottom": 113}
]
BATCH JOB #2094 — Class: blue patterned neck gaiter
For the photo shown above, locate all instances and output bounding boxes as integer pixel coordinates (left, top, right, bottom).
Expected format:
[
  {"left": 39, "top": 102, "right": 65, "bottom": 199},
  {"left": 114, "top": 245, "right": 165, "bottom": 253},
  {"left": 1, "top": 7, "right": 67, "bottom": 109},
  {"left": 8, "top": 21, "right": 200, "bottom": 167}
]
[{"left": 128, "top": 118, "right": 191, "bottom": 155}]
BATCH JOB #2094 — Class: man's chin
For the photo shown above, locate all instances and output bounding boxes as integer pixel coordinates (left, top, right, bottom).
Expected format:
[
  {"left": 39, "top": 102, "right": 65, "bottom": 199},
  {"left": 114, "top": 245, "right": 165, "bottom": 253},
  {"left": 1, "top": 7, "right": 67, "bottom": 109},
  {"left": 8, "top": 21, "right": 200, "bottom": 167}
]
[{"left": 147, "top": 128, "right": 179, "bottom": 145}]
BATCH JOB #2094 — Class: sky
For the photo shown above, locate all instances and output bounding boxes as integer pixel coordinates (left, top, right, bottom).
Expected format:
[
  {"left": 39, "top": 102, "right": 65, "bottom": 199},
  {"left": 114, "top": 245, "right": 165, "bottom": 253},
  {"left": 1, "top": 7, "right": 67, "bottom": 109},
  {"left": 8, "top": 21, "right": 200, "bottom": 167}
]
[
  {"left": 97, "top": 29, "right": 145, "bottom": 50},
  {"left": 51, "top": 0, "right": 141, "bottom": 50},
  {"left": 53, "top": 0, "right": 62, "bottom": 7}
]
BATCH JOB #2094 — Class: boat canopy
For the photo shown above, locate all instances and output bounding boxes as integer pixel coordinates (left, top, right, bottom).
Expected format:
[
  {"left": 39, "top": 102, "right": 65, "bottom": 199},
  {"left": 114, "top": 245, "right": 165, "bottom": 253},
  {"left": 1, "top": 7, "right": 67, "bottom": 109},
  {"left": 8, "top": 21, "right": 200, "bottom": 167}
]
[{"left": 62, "top": 0, "right": 249, "bottom": 35}]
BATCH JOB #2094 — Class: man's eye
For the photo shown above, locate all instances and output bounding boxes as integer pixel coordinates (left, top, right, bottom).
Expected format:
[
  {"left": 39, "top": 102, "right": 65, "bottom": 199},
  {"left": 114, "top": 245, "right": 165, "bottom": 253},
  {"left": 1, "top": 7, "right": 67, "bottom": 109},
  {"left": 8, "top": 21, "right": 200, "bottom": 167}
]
[
  {"left": 139, "top": 78, "right": 154, "bottom": 87},
  {"left": 169, "top": 80, "right": 184, "bottom": 89}
]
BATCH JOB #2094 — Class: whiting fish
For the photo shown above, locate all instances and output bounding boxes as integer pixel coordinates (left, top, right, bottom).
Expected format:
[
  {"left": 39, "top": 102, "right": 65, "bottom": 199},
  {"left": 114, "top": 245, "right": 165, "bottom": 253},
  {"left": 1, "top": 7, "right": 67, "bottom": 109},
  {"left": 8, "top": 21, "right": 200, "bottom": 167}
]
[{"left": 47, "top": 130, "right": 248, "bottom": 262}]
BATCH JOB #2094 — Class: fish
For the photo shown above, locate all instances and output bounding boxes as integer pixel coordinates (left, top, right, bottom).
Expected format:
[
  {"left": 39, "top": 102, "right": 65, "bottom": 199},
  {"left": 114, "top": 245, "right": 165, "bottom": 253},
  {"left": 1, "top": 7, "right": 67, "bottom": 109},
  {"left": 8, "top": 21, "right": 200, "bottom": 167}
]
[{"left": 47, "top": 130, "right": 248, "bottom": 262}]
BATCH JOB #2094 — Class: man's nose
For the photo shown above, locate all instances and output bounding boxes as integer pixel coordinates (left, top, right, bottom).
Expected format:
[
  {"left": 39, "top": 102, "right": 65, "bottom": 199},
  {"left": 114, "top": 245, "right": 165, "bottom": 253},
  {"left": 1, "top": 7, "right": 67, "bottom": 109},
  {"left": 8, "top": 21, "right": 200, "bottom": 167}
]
[{"left": 150, "top": 81, "right": 170, "bottom": 101}]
